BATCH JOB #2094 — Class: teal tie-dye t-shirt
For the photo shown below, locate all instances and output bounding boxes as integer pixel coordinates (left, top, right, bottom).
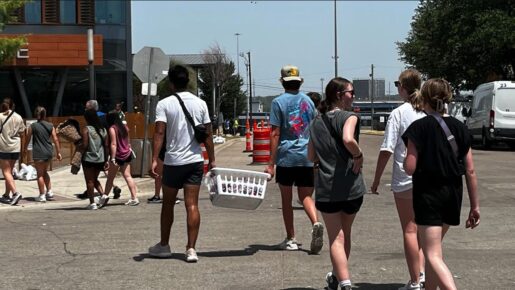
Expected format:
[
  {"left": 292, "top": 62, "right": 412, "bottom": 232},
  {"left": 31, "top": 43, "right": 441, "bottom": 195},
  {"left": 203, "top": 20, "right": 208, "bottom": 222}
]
[{"left": 269, "top": 92, "right": 315, "bottom": 167}]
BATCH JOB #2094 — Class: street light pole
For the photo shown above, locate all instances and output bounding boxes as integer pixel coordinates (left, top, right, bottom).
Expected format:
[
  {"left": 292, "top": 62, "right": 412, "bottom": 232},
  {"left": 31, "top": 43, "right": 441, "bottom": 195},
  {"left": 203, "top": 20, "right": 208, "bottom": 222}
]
[
  {"left": 87, "top": 28, "right": 96, "bottom": 100},
  {"left": 334, "top": 0, "right": 338, "bottom": 78},
  {"left": 320, "top": 78, "right": 324, "bottom": 96},
  {"left": 235, "top": 33, "right": 241, "bottom": 76},
  {"left": 247, "top": 51, "right": 253, "bottom": 128}
]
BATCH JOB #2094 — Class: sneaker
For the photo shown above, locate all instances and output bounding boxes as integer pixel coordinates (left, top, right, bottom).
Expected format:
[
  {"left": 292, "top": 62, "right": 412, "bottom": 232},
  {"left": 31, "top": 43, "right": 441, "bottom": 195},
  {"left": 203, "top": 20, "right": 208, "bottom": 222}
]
[
  {"left": 419, "top": 272, "right": 425, "bottom": 288},
  {"left": 1, "top": 193, "right": 12, "bottom": 202},
  {"left": 11, "top": 192, "right": 22, "bottom": 206},
  {"left": 398, "top": 281, "right": 421, "bottom": 290},
  {"left": 175, "top": 198, "right": 181, "bottom": 204},
  {"left": 325, "top": 271, "right": 338, "bottom": 290},
  {"left": 113, "top": 186, "right": 122, "bottom": 199},
  {"left": 342, "top": 285, "right": 353, "bottom": 290},
  {"left": 98, "top": 194, "right": 109, "bottom": 209},
  {"left": 185, "top": 248, "right": 199, "bottom": 263},
  {"left": 77, "top": 190, "right": 88, "bottom": 199},
  {"left": 45, "top": 190, "right": 54, "bottom": 200},
  {"left": 277, "top": 238, "right": 299, "bottom": 251},
  {"left": 148, "top": 243, "right": 172, "bottom": 258},
  {"left": 87, "top": 203, "right": 98, "bottom": 210},
  {"left": 310, "top": 222, "right": 324, "bottom": 254},
  {"left": 147, "top": 195, "right": 162, "bottom": 203},
  {"left": 125, "top": 198, "right": 140, "bottom": 206},
  {"left": 36, "top": 194, "right": 46, "bottom": 203}
]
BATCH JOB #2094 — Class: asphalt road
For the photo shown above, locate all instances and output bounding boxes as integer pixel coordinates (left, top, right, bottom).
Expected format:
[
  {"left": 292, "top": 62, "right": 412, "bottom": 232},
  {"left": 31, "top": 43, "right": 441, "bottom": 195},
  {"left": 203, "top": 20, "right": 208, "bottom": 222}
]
[{"left": 0, "top": 135, "right": 514, "bottom": 290}]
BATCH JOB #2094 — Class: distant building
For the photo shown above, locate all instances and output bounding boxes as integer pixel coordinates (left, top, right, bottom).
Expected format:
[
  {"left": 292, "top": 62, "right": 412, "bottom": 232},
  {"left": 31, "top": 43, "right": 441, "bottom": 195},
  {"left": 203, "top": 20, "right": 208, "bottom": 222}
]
[{"left": 353, "top": 79, "right": 385, "bottom": 101}]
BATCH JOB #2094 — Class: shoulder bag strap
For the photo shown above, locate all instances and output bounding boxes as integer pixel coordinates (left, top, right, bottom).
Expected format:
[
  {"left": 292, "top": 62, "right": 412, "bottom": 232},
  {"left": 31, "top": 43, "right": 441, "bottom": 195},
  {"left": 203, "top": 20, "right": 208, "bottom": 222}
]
[
  {"left": 173, "top": 93, "right": 196, "bottom": 129},
  {"left": 0, "top": 110, "right": 15, "bottom": 134},
  {"left": 429, "top": 112, "right": 459, "bottom": 157}
]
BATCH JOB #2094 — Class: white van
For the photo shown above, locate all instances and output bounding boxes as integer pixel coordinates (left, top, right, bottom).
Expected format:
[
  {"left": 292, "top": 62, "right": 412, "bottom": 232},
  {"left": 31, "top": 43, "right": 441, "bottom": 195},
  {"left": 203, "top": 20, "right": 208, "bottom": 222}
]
[{"left": 465, "top": 81, "right": 515, "bottom": 148}]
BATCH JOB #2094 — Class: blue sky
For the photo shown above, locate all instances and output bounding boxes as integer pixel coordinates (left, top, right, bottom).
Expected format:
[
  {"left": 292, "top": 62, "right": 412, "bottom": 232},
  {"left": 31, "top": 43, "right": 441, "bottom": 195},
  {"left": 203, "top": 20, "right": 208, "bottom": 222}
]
[{"left": 132, "top": 1, "right": 419, "bottom": 97}]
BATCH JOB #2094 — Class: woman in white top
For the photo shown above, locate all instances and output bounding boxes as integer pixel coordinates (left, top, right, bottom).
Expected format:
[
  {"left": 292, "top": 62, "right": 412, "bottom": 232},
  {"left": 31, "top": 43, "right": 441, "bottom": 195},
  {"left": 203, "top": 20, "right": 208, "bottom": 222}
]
[
  {"left": 371, "top": 69, "right": 426, "bottom": 290},
  {"left": 0, "top": 98, "right": 26, "bottom": 206}
]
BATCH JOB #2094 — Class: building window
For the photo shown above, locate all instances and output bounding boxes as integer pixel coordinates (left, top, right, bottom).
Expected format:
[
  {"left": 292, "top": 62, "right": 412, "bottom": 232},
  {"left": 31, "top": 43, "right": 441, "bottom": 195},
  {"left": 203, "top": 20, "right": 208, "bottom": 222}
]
[
  {"left": 60, "top": 0, "right": 76, "bottom": 24},
  {"left": 95, "top": 0, "right": 125, "bottom": 24},
  {"left": 42, "top": 0, "right": 59, "bottom": 24},
  {"left": 24, "top": 0, "right": 42, "bottom": 24},
  {"left": 78, "top": 0, "right": 95, "bottom": 24}
]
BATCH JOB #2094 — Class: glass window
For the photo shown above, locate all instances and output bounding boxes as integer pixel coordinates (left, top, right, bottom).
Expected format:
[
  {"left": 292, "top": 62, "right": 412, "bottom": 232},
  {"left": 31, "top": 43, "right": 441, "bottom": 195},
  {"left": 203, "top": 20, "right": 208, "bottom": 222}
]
[
  {"left": 60, "top": 0, "right": 76, "bottom": 24},
  {"left": 95, "top": 0, "right": 126, "bottom": 24},
  {"left": 25, "top": 0, "right": 42, "bottom": 24}
]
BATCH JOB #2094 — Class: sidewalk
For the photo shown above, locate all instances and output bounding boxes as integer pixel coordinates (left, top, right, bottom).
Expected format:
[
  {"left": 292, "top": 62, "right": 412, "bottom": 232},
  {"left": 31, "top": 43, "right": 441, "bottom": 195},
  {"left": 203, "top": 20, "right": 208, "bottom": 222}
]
[{"left": 0, "top": 137, "right": 239, "bottom": 210}]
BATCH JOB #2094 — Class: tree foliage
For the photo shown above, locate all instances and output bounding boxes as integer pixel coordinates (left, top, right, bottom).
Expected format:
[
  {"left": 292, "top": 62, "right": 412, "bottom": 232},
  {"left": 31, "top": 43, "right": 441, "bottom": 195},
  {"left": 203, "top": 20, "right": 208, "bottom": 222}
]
[
  {"left": 0, "top": 0, "right": 27, "bottom": 65},
  {"left": 397, "top": 0, "right": 515, "bottom": 90},
  {"left": 198, "top": 43, "right": 246, "bottom": 119}
]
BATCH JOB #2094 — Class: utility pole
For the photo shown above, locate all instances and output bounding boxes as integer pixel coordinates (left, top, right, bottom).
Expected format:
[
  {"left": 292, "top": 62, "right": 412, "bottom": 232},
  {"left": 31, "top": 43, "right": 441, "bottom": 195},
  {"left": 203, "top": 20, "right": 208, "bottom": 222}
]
[
  {"left": 320, "top": 78, "right": 324, "bottom": 96},
  {"left": 370, "top": 64, "right": 375, "bottom": 128},
  {"left": 333, "top": 0, "right": 338, "bottom": 77},
  {"left": 247, "top": 51, "right": 253, "bottom": 128},
  {"left": 235, "top": 33, "right": 241, "bottom": 76}
]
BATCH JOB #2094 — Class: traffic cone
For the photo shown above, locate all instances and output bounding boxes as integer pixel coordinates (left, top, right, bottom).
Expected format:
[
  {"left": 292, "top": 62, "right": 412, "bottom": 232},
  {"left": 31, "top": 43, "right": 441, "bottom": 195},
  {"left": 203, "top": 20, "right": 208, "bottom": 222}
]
[{"left": 245, "top": 119, "right": 252, "bottom": 152}]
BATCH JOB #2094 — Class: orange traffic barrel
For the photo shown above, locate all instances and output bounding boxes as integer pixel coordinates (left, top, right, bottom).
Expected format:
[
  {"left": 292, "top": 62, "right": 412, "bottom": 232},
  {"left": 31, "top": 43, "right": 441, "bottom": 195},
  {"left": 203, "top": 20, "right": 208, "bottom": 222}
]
[
  {"left": 201, "top": 144, "right": 209, "bottom": 173},
  {"left": 252, "top": 127, "right": 271, "bottom": 164}
]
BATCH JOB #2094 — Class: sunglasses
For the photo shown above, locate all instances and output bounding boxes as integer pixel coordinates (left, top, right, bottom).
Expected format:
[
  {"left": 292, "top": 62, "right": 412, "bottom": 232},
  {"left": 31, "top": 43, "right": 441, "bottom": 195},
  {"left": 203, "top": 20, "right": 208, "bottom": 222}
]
[
  {"left": 340, "top": 89, "right": 355, "bottom": 96},
  {"left": 394, "top": 81, "right": 401, "bottom": 88}
]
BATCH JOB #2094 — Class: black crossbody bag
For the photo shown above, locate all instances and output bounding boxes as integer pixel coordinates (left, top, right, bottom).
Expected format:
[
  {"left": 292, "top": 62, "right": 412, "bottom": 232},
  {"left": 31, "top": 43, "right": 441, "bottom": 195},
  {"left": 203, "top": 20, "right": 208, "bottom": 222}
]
[
  {"left": 428, "top": 112, "right": 459, "bottom": 157},
  {"left": 173, "top": 93, "right": 208, "bottom": 143}
]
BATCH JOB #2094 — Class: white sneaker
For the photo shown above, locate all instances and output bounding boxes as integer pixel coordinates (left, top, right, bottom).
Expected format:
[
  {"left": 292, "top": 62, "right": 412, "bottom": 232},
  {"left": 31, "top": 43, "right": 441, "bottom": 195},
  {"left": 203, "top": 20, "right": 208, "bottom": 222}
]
[
  {"left": 36, "top": 194, "right": 46, "bottom": 203},
  {"left": 185, "top": 248, "right": 198, "bottom": 263},
  {"left": 45, "top": 190, "right": 54, "bottom": 200},
  {"left": 278, "top": 238, "right": 299, "bottom": 251},
  {"left": 398, "top": 281, "right": 420, "bottom": 290},
  {"left": 419, "top": 272, "right": 425, "bottom": 288},
  {"left": 125, "top": 198, "right": 140, "bottom": 206},
  {"left": 87, "top": 203, "right": 98, "bottom": 210},
  {"left": 310, "top": 222, "right": 324, "bottom": 254},
  {"left": 148, "top": 243, "right": 172, "bottom": 258},
  {"left": 98, "top": 194, "right": 109, "bottom": 208},
  {"left": 10, "top": 192, "right": 22, "bottom": 206}
]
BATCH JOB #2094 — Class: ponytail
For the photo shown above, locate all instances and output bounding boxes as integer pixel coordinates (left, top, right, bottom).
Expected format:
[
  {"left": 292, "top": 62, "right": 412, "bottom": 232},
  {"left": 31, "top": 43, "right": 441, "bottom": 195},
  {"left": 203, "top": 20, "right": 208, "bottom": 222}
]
[
  {"left": 318, "top": 99, "right": 329, "bottom": 114},
  {"left": 409, "top": 89, "right": 424, "bottom": 112}
]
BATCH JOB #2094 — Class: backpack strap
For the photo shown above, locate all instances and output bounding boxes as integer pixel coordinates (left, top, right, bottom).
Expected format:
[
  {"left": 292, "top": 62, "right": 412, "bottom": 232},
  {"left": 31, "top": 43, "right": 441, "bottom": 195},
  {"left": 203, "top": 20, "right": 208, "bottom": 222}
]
[{"left": 429, "top": 112, "right": 459, "bottom": 157}]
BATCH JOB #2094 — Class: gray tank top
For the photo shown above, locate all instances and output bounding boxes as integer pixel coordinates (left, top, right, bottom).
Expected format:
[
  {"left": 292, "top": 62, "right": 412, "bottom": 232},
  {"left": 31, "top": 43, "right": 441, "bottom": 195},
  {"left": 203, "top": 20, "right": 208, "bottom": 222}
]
[
  {"left": 31, "top": 121, "right": 54, "bottom": 160},
  {"left": 83, "top": 126, "right": 106, "bottom": 163},
  {"left": 309, "top": 110, "right": 367, "bottom": 202}
]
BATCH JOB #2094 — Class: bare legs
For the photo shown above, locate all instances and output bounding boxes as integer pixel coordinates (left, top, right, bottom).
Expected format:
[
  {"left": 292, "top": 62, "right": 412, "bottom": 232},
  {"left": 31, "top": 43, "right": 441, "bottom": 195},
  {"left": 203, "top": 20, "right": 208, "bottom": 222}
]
[
  {"left": 160, "top": 183, "right": 200, "bottom": 249},
  {"left": 83, "top": 167, "right": 103, "bottom": 204},
  {"left": 1, "top": 159, "right": 17, "bottom": 195},
  {"left": 104, "top": 162, "right": 138, "bottom": 200},
  {"left": 34, "top": 161, "right": 51, "bottom": 195},
  {"left": 278, "top": 185, "right": 318, "bottom": 239},
  {"left": 322, "top": 211, "right": 357, "bottom": 282},
  {"left": 394, "top": 194, "right": 425, "bottom": 283},
  {"left": 419, "top": 225, "right": 456, "bottom": 290}
]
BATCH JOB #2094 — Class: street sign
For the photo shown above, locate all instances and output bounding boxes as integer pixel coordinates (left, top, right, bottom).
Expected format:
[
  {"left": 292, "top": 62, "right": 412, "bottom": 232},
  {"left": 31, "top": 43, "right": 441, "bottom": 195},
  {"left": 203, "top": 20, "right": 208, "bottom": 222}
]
[
  {"left": 133, "top": 46, "right": 169, "bottom": 83},
  {"left": 132, "top": 46, "right": 170, "bottom": 177}
]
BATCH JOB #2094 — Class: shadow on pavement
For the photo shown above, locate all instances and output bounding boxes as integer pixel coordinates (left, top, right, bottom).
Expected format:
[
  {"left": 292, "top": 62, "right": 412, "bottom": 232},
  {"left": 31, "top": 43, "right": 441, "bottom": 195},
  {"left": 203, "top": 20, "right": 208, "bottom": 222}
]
[
  {"left": 280, "top": 288, "right": 316, "bottom": 290},
  {"left": 248, "top": 244, "right": 311, "bottom": 254},
  {"left": 133, "top": 247, "right": 259, "bottom": 262},
  {"left": 353, "top": 282, "right": 405, "bottom": 289}
]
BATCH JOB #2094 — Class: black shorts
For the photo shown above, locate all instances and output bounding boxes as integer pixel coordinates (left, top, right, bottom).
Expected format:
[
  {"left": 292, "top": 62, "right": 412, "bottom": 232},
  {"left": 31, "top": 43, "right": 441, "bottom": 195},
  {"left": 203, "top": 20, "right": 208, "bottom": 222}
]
[
  {"left": 414, "top": 184, "right": 463, "bottom": 226},
  {"left": 82, "top": 160, "right": 105, "bottom": 171},
  {"left": 0, "top": 152, "right": 20, "bottom": 160},
  {"left": 316, "top": 196, "right": 364, "bottom": 214},
  {"left": 162, "top": 162, "right": 204, "bottom": 189},
  {"left": 276, "top": 166, "right": 314, "bottom": 187},
  {"left": 115, "top": 154, "right": 133, "bottom": 167}
]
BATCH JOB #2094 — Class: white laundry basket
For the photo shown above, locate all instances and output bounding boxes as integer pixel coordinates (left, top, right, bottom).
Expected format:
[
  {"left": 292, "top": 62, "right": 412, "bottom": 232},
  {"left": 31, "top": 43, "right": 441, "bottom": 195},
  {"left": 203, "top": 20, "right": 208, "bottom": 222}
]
[{"left": 205, "top": 168, "right": 271, "bottom": 210}]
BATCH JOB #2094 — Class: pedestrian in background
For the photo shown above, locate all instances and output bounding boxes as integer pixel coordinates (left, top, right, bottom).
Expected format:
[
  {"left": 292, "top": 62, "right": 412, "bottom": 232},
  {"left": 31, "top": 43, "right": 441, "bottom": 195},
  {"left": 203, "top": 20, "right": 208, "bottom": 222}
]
[
  {"left": 308, "top": 77, "right": 366, "bottom": 290},
  {"left": 102, "top": 111, "right": 139, "bottom": 207},
  {"left": 232, "top": 118, "right": 239, "bottom": 136},
  {"left": 403, "top": 78, "right": 480, "bottom": 290},
  {"left": 307, "top": 91, "right": 322, "bottom": 112},
  {"left": 0, "top": 98, "right": 26, "bottom": 206},
  {"left": 80, "top": 109, "right": 108, "bottom": 210},
  {"left": 149, "top": 65, "right": 215, "bottom": 262},
  {"left": 264, "top": 65, "right": 324, "bottom": 254},
  {"left": 24, "top": 106, "right": 62, "bottom": 202},
  {"left": 370, "top": 69, "right": 426, "bottom": 290}
]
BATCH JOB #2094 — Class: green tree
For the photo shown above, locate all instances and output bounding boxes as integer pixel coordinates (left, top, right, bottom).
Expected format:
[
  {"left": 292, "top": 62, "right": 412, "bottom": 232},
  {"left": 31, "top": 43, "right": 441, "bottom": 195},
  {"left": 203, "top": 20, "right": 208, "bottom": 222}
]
[
  {"left": 198, "top": 43, "right": 246, "bottom": 119},
  {"left": 397, "top": 0, "right": 515, "bottom": 90},
  {"left": 0, "top": 0, "right": 27, "bottom": 65}
]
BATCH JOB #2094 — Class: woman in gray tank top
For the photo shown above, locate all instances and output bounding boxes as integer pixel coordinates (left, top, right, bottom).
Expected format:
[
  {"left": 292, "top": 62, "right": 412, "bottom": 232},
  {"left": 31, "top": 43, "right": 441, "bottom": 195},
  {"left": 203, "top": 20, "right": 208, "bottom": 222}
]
[
  {"left": 80, "top": 109, "right": 107, "bottom": 210},
  {"left": 308, "top": 77, "right": 366, "bottom": 290},
  {"left": 24, "top": 107, "right": 62, "bottom": 203}
]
